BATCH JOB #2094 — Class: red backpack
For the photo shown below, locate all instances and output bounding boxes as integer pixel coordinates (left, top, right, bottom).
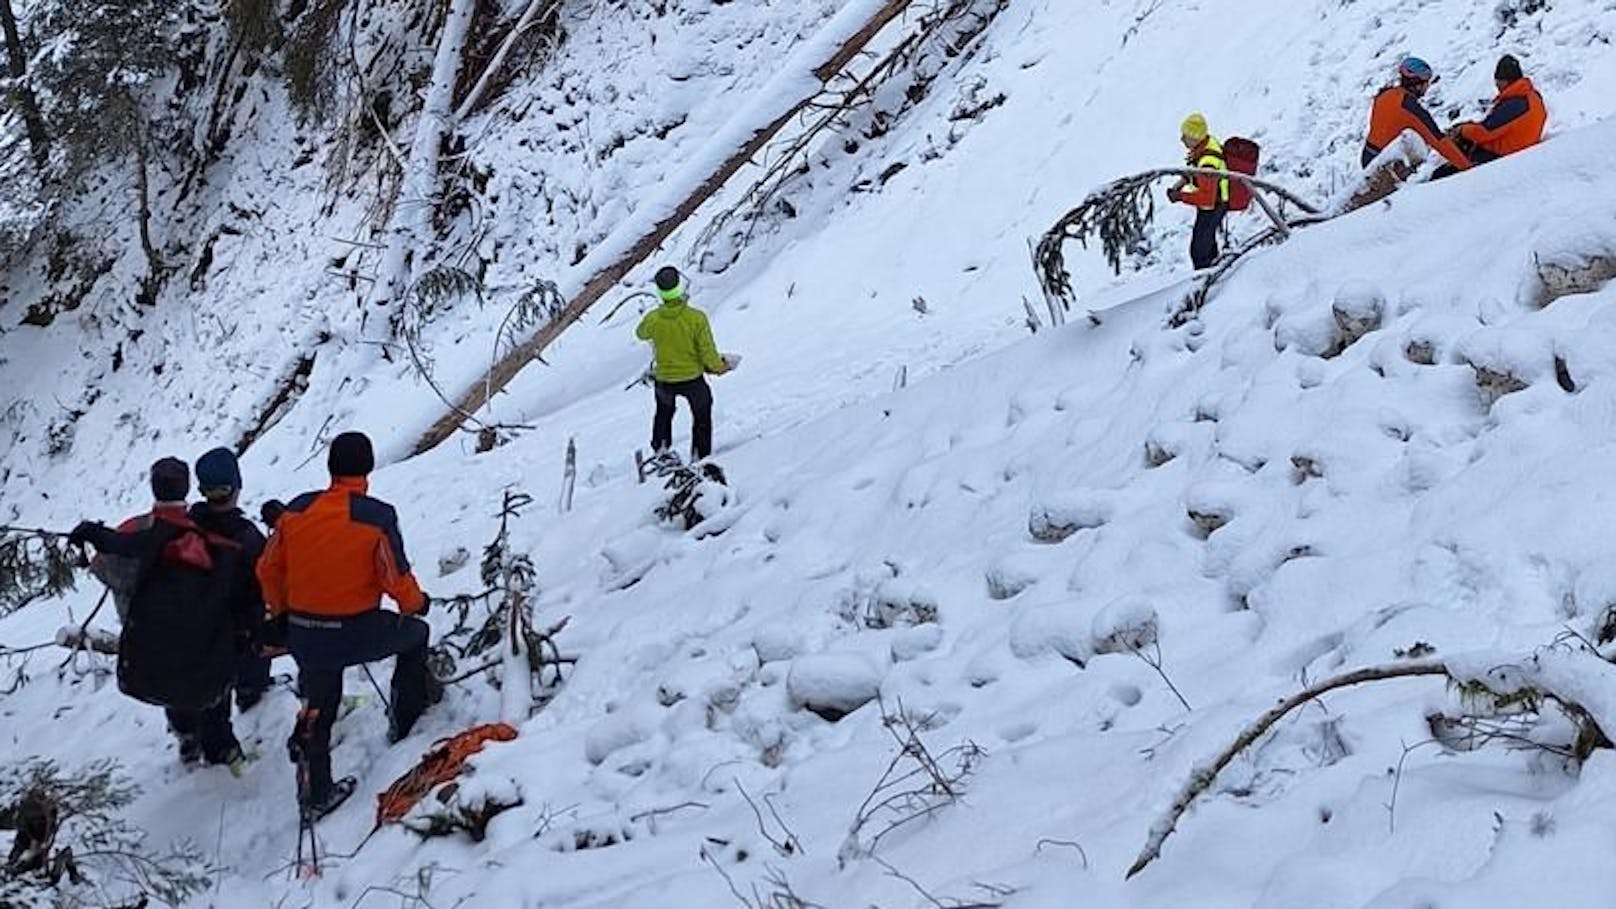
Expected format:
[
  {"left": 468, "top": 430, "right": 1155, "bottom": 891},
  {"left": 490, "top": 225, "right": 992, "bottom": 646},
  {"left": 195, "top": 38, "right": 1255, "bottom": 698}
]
[{"left": 1223, "top": 137, "right": 1260, "bottom": 212}]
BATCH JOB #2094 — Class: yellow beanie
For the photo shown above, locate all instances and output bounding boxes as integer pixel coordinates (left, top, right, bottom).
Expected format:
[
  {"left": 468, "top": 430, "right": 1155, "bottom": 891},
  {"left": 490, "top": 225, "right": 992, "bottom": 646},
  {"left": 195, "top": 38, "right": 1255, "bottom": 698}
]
[{"left": 1181, "top": 112, "right": 1208, "bottom": 142}]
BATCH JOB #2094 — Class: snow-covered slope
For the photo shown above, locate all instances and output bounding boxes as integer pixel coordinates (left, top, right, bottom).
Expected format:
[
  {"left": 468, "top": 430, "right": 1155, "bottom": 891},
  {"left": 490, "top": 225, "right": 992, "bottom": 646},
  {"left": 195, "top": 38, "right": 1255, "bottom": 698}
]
[{"left": 7, "top": 0, "right": 1616, "bottom": 906}]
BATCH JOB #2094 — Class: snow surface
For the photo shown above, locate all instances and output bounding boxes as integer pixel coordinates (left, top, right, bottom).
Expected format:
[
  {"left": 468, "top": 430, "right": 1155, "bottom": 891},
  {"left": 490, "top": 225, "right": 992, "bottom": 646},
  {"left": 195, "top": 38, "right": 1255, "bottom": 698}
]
[{"left": 7, "top": 0, "right": 1616, "bottom": 906}]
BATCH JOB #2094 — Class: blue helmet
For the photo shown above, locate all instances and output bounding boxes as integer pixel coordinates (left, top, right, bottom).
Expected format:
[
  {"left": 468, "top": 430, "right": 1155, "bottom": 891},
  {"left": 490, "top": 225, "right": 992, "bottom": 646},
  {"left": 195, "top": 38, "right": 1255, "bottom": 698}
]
[{"left": 1398, "top": 56, "right": 1434, "bottom": 82}]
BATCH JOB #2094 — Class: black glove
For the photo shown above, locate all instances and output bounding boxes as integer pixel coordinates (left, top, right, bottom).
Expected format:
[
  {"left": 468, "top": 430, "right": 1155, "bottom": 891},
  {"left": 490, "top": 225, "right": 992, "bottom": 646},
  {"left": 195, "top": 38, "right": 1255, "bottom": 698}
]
[
  {"left": 416, "top": 595, "right": 432, "bottom": 618},
  {"left": 67, "top": 520, "right": 109, "bottom": 548},
  {"left": 260, "top": 499, "right": 286, "bottom": 529}
]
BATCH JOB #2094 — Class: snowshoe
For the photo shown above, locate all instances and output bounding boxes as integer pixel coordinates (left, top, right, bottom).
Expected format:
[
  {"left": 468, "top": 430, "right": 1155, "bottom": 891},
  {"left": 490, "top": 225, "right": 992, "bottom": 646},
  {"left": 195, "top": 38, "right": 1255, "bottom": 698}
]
[
  {"left": 637, "top": 448, "right": 682, "bottom": 483},
  {"left": 301, "top": 776, "right": 357, "bottom": 822},
  {"left": 698, "top": 462, "right": 728, "bottom": 486}
]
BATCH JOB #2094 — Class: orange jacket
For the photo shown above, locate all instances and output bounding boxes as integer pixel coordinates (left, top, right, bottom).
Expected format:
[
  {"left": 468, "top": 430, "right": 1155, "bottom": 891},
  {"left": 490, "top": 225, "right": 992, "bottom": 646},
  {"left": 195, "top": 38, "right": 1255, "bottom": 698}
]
[
  {"left": 1177, "top": 137, "right": 1229, "bottom": 211},
  {"left": 1456, "top": 78, "right": 1545, "bottom": 157},
  {"left": 257, "top": 477, "right": 425, "bottom": 618},
  {"left": 1363, "top": 86, "right": 1469, "bottom": 171}
]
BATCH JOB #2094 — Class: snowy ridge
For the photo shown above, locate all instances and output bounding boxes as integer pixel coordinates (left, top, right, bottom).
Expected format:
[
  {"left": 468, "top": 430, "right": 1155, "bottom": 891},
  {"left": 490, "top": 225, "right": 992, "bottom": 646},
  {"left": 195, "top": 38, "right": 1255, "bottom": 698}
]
[{"left": 6, "top": 0, "right": 1616, "bottom": 906}]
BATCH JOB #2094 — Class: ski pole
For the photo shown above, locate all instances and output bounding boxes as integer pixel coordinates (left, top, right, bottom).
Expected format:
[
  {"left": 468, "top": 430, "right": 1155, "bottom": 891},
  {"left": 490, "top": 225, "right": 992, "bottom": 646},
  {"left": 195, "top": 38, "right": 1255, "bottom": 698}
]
[{"left": 360, "top": 663, "right": 393, "bottom": 717}]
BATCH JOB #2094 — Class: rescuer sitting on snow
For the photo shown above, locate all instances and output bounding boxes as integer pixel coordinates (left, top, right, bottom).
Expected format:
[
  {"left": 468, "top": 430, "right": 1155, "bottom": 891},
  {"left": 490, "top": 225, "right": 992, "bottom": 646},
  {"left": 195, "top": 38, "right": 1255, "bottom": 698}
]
[
  {"left": 1435, "top": 54, "right": 1547, "bottom": 178},
  {"left": 1362, "top": 56, "right": 1471, "bottom": 176}
]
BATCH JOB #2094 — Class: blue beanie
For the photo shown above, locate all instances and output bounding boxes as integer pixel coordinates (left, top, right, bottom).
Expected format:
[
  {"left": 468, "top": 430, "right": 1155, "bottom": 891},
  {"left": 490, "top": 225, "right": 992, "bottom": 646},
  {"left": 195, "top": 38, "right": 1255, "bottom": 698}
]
[{"left": 195, "top": 447, "right": 242, "bottom": 498}]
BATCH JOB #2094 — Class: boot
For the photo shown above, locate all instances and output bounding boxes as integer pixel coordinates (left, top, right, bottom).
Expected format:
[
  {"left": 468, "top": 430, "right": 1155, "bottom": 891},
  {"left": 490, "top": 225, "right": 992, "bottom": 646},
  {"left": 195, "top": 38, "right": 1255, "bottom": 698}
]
[{"left": 301, "top": 776, "right": 356, "bottom": 821}]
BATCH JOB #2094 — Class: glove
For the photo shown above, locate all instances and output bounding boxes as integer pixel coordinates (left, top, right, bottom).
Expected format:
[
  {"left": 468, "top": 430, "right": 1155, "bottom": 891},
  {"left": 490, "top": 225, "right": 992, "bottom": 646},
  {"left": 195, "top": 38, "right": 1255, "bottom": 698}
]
[
  {"left": 260, "top": 499, "right": 286, "bottom": 529},
  {"left": 1166, "top": 186, "right": 1183, "bottom": 203},
  {"left": 415, "top": 595, "right": 432, "bottom": 618},
  {"left": 67, "top": 520, "right": 109, "bottom": 547}
]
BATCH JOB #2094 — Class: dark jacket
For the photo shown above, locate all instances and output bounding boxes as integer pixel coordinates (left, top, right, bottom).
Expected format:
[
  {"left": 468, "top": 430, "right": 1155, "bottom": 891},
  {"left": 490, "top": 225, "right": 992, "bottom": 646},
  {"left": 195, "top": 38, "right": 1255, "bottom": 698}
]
[
  {"left": 83, "top": 513, "right": 243, "bottom": 710},
  {"left": 189, "top": 502, "right": 267, "bottom": 637},
  {"left": 90, "top": 503, "right": 189, "bottom": 621}
]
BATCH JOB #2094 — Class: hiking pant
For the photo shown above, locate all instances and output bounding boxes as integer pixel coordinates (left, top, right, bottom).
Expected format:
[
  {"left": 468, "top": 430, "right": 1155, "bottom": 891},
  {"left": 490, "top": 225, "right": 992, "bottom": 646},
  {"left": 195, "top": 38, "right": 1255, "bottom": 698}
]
[
  {"left": 166, "top": 699, "right": 238, "bottom": 763},
  {"left": 235, "top": 615, "right": 275, "bottom": 702},
  {"left": 1433, "top": 144, "right": 1501, "bottom": 181},
  {"left": 1190, "top": 207, "right": 1226, "bottom": 270},
  {"left": 286, "top": 611, "right": 430, "bottom": 801},
  {"left": 652, "top": 377, "right": 714, "bottom": 461}
]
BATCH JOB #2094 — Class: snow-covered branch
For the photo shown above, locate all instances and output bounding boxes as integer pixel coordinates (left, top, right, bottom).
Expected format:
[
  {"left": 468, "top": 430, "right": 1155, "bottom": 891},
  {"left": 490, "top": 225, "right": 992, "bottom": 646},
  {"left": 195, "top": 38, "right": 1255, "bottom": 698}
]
[{"left": 1126, "top": 649, "right": 1616, "bottom": 879}]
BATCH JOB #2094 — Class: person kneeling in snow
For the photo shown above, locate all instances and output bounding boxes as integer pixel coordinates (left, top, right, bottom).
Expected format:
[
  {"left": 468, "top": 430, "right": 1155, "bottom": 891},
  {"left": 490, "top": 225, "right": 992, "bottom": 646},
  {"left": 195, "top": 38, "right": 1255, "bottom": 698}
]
[
  {"left": 636, "top": 266, "right": 731, "bottom": 464},
  {"left": 257, "top": 432, "right": 436, "bottom": 820},
  {"left": 1435, "top": 54, "right": 1547, "bottom": 179},
  {"left": 1167, "top": 113, "right": 1229, "bottom": 270}
]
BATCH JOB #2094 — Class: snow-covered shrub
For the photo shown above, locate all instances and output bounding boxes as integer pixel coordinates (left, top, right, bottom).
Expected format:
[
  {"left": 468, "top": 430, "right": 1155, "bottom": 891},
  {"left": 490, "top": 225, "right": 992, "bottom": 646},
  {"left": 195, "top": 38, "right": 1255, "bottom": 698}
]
[
  {"left": 842, "top": 579, "right": 939, "bottom": 629},
  {"left": 1532, "top": 246, "right": 1616, "bottom": 309},
  {"left": 1090, "top": 597, "right": 1159, "bottom": 655},
  {"left": 1185, "top": 482, "right": 1242, "bottom": 539},
  {"left": 1327, "top": 284, "right": 1386, "bottom": 356},
  {"left": 1027, "top": 493, "right": 1113, "bottom": 543},
  {"left": 402, "top": 774, "right": 524, "bottom": 842},
  {"left": 1272, "top": 303, "right": 1337, "bottom": 358},
  {"left": 788, "top": 653, "right": 884, "bottom": 721},
  {"left": 0, "top": 759, "right": 208, "bottom": 907},
  {"left": 1454, "top": 323, "right": 1555, "bottom": 407},
  {"left": 984, "top": 558, "right": 1038, "bottom": 600}
]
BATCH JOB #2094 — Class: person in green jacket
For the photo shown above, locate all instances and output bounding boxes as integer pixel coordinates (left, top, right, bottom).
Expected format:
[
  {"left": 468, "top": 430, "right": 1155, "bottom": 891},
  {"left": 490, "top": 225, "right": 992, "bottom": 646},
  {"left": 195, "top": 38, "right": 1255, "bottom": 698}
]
[{"left": 636, "top": 266, "right": 730, "bottom": 461}]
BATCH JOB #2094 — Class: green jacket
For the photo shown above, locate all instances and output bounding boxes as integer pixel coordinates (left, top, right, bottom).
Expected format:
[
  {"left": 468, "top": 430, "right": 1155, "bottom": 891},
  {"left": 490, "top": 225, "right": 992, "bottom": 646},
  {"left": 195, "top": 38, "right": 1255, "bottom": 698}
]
[{"left": 636, "top": 298, "right": 724, "bottom": 383}]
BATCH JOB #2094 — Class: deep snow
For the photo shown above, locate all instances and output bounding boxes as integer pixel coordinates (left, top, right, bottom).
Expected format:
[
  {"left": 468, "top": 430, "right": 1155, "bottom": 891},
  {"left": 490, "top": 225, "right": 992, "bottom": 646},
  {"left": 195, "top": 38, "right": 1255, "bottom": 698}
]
[{"left": 7, "top": 0, "right": 1616, "bottom": 906}]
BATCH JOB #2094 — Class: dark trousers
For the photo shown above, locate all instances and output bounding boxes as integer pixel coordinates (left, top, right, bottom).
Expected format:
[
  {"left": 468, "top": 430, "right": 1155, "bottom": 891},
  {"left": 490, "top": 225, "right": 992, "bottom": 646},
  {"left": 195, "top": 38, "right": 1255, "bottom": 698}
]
[
  {"left": 286, "top": 611, "right": 430, "bottom": 800},
  {"left": 1190, "top": 207, "right": 1226, "bottom": 270},
  {"left": 652, "top": 377, "right": 714, "bottom": 461},
  {"left": 166, "top": 699, "right": 238, "bottom": 763},
  {"left": 235, "top": 615, "right": 274, "bottom": 698},
  {"left": 1433, "top": 143, "right": 1501, "bottom": 180}
]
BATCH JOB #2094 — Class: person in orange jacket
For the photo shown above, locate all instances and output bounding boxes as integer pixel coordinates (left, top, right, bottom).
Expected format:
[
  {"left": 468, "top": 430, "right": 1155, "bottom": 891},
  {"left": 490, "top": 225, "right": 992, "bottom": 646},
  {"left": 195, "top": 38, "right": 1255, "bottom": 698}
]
[
  {"left": 1436, "top": 54, "right": 1547, "bottom": 178},
  {"left": 1362, "top": 56, "right": 1471, "bottom": 175},
  {"left": 1167, "top": 113, "right": 1229, "bottom": 270},
  {"left": 257, "top": 431, "right": 434, "bottom": 819}
]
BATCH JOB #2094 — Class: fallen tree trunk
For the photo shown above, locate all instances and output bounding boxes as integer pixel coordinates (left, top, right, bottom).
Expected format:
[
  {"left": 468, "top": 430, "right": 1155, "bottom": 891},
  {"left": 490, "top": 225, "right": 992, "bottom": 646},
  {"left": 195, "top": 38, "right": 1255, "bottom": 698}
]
[
  {"left": 412, "top": 0, "right": 915, "bottom": 454},
  {"left": 1125, "top": 649, "right": 1616, "bottom": 879}
]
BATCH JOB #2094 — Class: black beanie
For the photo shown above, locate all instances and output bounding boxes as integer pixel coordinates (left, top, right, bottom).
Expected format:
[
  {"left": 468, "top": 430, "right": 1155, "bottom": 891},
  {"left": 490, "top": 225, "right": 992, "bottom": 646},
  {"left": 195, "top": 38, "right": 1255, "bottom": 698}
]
[
  {"left": 327, "top": 431, "right": 375, "bottom": 477},
  {"left": 149, "top": 457, "right": 190, "bottom": 503},
  {"left": 1495, "top": 54, "right": 1522, "bottom": 82},
  {"left": 654, "top": 266, "right": 682, "bottom": 293}
]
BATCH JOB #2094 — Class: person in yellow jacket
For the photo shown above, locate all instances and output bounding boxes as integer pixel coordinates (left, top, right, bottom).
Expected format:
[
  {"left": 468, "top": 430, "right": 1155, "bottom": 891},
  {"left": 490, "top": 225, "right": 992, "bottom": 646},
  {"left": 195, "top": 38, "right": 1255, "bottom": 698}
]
[
  {"left": 636, "top": 266, "right": 730, "bottom": 461},
  {"left": 1166, "top": 112, "right": 1230, "bottom": 270}
]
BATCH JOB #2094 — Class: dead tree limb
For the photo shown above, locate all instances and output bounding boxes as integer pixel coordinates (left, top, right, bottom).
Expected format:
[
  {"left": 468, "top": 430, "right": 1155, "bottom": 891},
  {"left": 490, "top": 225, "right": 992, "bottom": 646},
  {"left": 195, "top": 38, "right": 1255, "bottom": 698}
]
[
  {"left": 1033, "top": 168, "right": 1321, "bottom": 316},
  {"left": 1126, "top": 661, "right": 1445, "bottom": 879},
  {"left": 695, "top": 0, "right": 1007, "bottom": 256},
  {"left": 1126, "top": 651, "right": 1616, "bottom": 879},
  {"left": 412, "top": 0, "right": 916, "bottom": 454},
  {"left": 455, "top": 0, "right": 563, "bottom": 121}
]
